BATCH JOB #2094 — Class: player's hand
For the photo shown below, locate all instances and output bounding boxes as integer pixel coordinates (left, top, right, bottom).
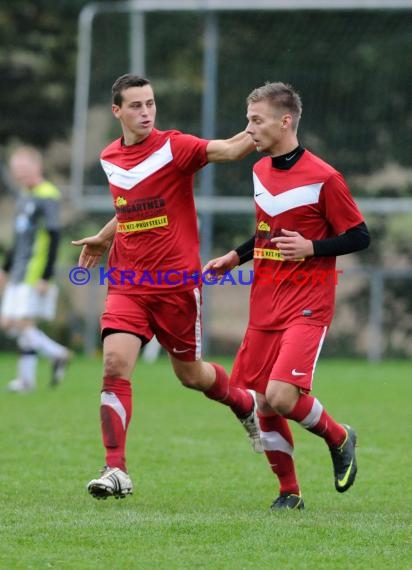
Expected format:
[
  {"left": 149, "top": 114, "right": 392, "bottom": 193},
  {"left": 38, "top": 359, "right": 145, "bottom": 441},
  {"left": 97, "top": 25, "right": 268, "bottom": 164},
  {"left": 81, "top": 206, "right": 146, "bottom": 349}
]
[
  {"left": 202, "top": 250, "right": 240, "bottom": 280},
  {"left": 71, "top": 235, "right": 111, "bottom": 269},
  {"left": 270, "top": 229, "right": 314, "bottom": 260}
]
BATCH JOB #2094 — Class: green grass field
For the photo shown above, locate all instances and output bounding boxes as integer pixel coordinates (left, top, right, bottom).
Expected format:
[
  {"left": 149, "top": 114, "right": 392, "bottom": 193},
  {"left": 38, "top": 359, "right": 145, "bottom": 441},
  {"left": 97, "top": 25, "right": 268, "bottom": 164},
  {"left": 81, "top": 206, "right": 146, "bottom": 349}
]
[{"left": 0, "top": 354, "right": 410, "bottom": 569}]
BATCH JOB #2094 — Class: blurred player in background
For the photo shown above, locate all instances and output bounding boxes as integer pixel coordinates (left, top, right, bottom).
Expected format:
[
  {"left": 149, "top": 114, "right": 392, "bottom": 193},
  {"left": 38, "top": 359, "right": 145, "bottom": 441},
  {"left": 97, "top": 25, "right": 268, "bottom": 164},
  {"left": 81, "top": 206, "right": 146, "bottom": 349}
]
[
  {"left": 0, "top": 146, "right": 71, "bottom": 392},
  {"left": 72, "top": 74, "right": 262, "bottom": 501},
  {"left": 204, "top": 82, "right": 370, "bottom": 510},
  {"left": 141, "top": 335, "right": 162, "bottom": 363}
]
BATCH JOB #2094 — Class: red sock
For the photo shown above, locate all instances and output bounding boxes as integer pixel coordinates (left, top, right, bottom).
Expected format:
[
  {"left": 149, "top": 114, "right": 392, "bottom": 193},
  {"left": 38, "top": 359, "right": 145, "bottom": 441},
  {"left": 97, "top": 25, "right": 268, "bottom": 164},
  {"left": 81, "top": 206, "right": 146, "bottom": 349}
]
[
  {"left": 204, "top": 363, "right": 253, "bottom": 417},
  {"left": 100, "top": 377, "right": 132, "bottom": 472},
  {"left": 258, "top": 413, "right": 300, "bottom": 496},
  {"left": 285, "top": 393, "right": 346, "bottom": 447}
]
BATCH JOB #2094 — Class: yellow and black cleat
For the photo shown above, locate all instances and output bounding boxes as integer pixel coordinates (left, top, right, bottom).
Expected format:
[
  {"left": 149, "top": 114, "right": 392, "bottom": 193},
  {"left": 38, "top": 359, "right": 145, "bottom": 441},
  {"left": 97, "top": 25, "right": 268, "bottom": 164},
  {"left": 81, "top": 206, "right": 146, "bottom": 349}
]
[{"left": 329, "top": 424, "right": 358, "bottom": 493}]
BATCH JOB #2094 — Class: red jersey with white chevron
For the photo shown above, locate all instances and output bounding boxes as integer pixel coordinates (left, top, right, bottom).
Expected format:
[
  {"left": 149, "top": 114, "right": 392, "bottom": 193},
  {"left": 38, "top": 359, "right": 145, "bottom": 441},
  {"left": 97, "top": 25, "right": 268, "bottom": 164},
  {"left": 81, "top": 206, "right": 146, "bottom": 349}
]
[
  {"left": 100, "top": 128, "right": 208, "bottom": 294},
  {"left": 249, "top": 149, "right": 364, "bottom": 329}
]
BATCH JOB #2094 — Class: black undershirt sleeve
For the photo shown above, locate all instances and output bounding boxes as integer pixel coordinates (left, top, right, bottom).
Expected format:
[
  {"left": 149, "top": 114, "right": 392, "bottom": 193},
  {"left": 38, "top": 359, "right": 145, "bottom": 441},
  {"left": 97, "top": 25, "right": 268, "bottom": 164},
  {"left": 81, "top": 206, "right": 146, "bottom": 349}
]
[
  {"left": 41, "top": 229, "right": 60, "bottom": 280},
  {"left": 234, "top": 222, "right": 369, "bottom": 265},
  {"left": 234, "top": 222, "right": 370, "bottom": 265},
  {"left": 234, "top": 236, "right": 255, "bottom": 265},
  {"left": 312, "top": 222, "right": 370, "bottom": 257}
]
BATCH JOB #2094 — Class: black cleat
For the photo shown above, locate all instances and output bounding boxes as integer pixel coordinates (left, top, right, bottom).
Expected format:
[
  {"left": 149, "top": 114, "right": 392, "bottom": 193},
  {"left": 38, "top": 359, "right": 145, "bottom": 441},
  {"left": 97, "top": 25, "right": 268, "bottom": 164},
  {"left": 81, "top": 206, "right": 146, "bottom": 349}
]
[
  {"left": 50, "top": 351, "right": 72, "bottom": 387},
  {"left": 329, "top": 424, "right": 357, "bottom": 493},
  {"left": 270, "top": 493, "right": 305, "bottom": 511}
]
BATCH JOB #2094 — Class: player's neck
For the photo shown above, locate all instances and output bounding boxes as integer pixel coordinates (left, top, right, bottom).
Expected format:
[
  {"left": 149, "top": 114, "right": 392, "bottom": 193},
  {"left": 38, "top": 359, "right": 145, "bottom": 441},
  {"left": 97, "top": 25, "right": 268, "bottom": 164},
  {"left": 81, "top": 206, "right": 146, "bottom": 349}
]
[
  {"left": 122, "top": 130, "right": 152, "bottom": 146},
  {"left": 270, "top": 137, "right": 299, "bottom": 158},
  {"left": 27, "top": 176, "right": 44, "bottom": 189},
  {"left": 271, "top": 145, "right": 304, "bottom": 170}
]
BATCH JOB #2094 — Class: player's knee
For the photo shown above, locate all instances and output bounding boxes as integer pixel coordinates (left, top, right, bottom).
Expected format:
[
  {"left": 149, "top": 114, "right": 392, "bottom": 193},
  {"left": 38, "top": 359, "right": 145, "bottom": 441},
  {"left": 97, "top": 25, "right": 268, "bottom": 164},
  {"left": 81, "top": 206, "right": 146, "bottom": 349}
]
[
  {"left": 1, "top": 317, "right": 15, "bottom": 331},
  {"left": 103, "top": 350, "right": 129, "bottom": 377},
  {"left": 266, "top": 385, "right": 295, "bottom": 415},
  {"left": 173, "top": 361, "right": 208, "bottom": 390},
  {"left": 176, "top": 369, "right": 200, "bottom": 389},
  {"left": 174, "top": 361, "right": 211, "bottom": 392}
]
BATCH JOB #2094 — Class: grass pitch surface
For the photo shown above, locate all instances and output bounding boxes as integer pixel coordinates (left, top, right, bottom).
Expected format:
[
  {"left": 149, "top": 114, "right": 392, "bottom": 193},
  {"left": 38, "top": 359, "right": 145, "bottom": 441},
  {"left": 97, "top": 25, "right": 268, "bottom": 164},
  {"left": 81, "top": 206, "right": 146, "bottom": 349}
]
[{"left": 0, "top": 354, "right": 410, "bottom": 569}]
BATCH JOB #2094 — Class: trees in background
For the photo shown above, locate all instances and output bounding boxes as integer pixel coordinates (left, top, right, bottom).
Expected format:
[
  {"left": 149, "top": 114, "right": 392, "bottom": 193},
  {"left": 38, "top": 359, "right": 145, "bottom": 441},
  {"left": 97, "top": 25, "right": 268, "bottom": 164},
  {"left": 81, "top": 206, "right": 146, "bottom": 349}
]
[{"left": 0, "top": 4, "right": 411, "bottom": 356}]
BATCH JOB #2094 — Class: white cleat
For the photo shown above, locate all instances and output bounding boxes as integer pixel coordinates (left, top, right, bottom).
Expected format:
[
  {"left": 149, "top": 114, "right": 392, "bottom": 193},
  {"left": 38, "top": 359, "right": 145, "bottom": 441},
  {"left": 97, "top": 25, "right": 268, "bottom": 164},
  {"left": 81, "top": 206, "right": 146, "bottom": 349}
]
[
  {"left": 87, "top": 466, "right": 133, "bottom": 500},
  {"left": 7, "top": 378, "right": 34, "bottom": 393},
  {"left": 239, "top": 390, "right": 264, "bottom": 453}
]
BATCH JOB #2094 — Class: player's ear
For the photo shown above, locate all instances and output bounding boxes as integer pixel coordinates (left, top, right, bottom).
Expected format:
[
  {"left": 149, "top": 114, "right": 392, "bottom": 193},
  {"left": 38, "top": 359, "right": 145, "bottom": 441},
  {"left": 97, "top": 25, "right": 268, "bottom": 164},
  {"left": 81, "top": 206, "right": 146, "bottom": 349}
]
[
  {"left": 281, "top": 114, "right": 292, "bottom": 130},
  {"left": 112, "top": 104, "right": 121, "bottom": 118}
]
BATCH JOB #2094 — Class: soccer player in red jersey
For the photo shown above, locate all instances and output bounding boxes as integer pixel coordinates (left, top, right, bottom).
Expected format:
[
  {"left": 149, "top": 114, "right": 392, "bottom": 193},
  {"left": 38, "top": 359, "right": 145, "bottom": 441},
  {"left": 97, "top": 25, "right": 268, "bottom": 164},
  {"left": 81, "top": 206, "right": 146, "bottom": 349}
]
[
  {"left": 72, "top": 74, "right": 262, "bottom": 500},
  {"left": 204, "top": 82, "right": 370, "bottom": 510}
]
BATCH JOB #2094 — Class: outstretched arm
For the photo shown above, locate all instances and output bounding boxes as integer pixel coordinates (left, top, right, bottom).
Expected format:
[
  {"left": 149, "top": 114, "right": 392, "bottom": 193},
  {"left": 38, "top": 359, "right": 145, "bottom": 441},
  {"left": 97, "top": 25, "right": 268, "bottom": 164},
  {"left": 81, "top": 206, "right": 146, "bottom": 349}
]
[
  {"left": 206, "top": 131, "right": 255, "bottom": 163},
  {"left": 72, "top": 216, "right": 117, "bottom": 268},
  {"left": 202, "top": 250, "right": 240, "bottom": 279},
  {"left": 203, "top": 234, "right": 255, "bottom": 279}
]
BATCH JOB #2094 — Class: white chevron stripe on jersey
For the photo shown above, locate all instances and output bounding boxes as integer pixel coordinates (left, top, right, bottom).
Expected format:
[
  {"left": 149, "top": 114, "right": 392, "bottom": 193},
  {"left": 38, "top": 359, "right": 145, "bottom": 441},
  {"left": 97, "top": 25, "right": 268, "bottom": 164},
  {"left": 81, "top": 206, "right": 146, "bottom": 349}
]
[
  {"left": 101, "top": 139, "right": 173, "bottom": 190},
  {"left": 253, "top": 172, "right": 323, "bottom": 217}
]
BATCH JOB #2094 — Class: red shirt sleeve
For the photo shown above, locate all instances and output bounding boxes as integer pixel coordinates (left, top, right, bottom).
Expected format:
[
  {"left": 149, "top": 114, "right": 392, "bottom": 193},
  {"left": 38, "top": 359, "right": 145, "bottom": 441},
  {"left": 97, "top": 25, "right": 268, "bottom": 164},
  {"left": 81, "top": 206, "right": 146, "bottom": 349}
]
[
  {"left": 170, "top": 133, "right": 209, "bottom": 175},
  {"left": 319, "top": 171, "right": 364, "bottom": 235}
]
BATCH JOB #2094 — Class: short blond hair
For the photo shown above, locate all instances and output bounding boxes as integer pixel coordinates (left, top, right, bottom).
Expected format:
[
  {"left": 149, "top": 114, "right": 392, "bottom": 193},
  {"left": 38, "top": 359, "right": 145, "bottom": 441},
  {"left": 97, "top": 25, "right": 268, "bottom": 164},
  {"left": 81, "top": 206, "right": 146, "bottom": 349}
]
[{"left": 247, "top": 82, "right": 302, "bottom": 131}]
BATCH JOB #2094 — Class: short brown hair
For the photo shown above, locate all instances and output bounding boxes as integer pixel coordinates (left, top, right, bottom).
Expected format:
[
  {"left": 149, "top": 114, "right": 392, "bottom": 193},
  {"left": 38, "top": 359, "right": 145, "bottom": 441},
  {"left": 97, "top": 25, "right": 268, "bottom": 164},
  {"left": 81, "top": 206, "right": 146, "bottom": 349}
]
[
  {"left": 247, "top": 82, "right": 302, "bottom": 130},
  {"left": 111, "top": 74, "right": 152, "bottom": 106}
]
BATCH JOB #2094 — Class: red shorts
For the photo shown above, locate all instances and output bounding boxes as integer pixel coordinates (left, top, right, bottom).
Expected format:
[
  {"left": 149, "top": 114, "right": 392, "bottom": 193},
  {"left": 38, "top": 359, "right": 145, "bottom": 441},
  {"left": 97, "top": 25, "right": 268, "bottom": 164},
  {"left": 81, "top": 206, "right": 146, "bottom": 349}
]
[
  {"left": 230, "top": 324, "right": 328, "bottom": 393},
  {"left": 101, "top": 289, "right": 202, "bottom": 361}
]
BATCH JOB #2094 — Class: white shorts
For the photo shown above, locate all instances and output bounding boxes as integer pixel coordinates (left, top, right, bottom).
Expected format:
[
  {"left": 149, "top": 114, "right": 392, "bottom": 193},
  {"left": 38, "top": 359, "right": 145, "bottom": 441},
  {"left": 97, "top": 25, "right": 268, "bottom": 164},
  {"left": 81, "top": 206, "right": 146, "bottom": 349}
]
[{"left": 1, "top": 283, "right": 58, "bottom": 321}]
